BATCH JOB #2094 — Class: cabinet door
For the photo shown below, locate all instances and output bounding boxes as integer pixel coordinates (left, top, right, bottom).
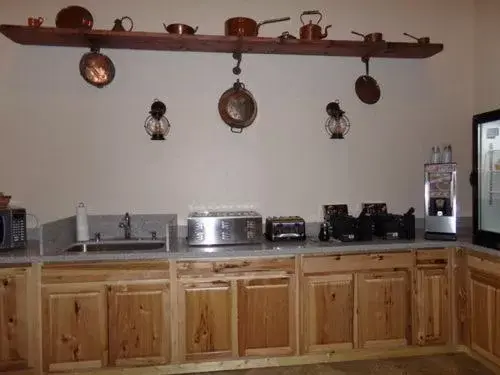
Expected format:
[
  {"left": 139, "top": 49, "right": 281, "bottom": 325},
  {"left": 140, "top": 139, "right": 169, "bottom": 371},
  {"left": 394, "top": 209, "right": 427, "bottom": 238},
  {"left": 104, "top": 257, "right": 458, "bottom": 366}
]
[
  {"left": 42, "top": 284, "right": 107, "bottom": 372},
  {"left": 238, "top": 277, "right": 295, "bottom": 357},
  {"left": 302, "top": 274, "right": 354, "bottom": 353},
  {"left": 0, "top": 269, "right": 28, "bottom": 372},
  {"left": 415, "top": 267, "right": 449, "bottom": 345},
  {"left": 108, "top": 282, "right": 170, "bottom": 367},
  {"left": 469, "top": 270, "right": 500, "bottom": 365},
  {"left": 358, "top": 270, "right": 410, "bottom": 349},
  {"left": 179, "top": 280, "right": 233, "bottom": 361}
]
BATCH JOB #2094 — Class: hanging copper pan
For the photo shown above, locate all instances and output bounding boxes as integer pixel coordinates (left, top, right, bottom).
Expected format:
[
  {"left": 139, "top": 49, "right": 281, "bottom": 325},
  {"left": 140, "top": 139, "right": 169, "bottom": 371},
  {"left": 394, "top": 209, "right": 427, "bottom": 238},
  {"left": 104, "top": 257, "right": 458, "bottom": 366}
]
[
  {"left": 79, "top": 48, "right": 115, "bottom": 88},
  {"left": 218, "top": 79, "right": 257, "bottom": 133},
  {"left": 355, "top": 57, "right": 381, "bottom": 105}
]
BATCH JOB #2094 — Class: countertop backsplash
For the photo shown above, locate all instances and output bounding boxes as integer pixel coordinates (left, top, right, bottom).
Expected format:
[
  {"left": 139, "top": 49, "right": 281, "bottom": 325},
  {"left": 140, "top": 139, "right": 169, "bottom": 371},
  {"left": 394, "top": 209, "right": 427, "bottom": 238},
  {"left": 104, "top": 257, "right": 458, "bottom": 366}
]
[{"left": 40, "top": 214, "right": 177, "bottom": 255}]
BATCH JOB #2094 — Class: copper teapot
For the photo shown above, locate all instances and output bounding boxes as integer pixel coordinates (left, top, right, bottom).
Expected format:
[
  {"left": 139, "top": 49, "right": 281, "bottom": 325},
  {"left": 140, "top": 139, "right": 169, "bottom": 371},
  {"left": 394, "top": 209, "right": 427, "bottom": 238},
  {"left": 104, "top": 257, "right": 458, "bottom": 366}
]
[
  {"left": 299, "top": 10, "right": 331, "bottom": 40},
  {"left": 111, "top": 16, "right": 134, "bottom": 31}
]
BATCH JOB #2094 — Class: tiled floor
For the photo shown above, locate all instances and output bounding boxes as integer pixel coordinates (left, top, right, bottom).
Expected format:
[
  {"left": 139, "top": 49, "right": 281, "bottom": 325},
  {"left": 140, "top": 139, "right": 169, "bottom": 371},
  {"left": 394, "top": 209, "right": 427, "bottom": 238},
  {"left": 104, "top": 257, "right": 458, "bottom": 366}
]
[{"left": 197, "top": 354, "right": 495, "bottom": 375}]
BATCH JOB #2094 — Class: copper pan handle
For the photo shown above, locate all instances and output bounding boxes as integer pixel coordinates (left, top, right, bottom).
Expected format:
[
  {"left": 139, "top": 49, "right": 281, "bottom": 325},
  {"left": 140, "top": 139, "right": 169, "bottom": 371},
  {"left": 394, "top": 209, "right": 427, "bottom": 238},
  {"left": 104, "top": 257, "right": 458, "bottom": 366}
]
[
  {"left": 257, "top": 17, "right": 290, "bottom": 30},
  {"left": 351, "top": 31, "right": 366, "bottom": 38},
  {"left": 403, "top": 32, "right": 418, "bottom": 41}
]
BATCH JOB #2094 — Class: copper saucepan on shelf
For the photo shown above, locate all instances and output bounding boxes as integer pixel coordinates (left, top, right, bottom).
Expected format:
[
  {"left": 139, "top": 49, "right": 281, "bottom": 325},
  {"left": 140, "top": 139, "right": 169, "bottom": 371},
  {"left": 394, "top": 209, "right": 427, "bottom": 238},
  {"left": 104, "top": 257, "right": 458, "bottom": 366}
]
[
  {"left": 351, "top": 31, "right": 384, "bottom": 43},
  {"left": 403, "top": 32, "right": 430, "bottom": 44},
  {"left": 225, "top": 16, "right": 290, "bottom": 37},
  {"left": 163, "top": 23, "right": 198, "bottom": 35}
]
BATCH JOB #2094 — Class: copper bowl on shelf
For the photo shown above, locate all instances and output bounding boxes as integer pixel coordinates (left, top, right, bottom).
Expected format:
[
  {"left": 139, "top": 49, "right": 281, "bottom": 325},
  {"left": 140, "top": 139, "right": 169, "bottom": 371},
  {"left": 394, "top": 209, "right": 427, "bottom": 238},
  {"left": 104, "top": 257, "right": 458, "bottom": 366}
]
[{"left": 55, "top": 6, "right": 94, "bottom": 29}]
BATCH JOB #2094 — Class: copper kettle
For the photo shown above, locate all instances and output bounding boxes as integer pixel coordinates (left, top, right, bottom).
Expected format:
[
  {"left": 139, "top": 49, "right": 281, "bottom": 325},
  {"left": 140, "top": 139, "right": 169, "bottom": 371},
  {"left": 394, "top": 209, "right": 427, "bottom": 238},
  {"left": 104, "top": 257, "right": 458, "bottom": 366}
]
[
  {"left": 111, "top": 16, "right": 134, "bottom": 31},
  {"left": 299, "top": 10, "right": 331, "bottom": 40}
]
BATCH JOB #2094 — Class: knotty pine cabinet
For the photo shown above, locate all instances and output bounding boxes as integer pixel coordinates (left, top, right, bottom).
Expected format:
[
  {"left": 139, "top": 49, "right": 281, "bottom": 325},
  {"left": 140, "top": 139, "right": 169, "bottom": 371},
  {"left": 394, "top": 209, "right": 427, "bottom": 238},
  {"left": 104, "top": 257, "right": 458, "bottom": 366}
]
[
  {"left": 0, "top": 267, "right": 29, "bottom": 373},
  {"left": 176, "top": 258, "right": 296, "bottom": 361},
  {"left": 41, "top": 284, "right": 107, "bottom": 372},
  {"left": 178, "top": 280, "right": 233, "bottom": 361},
  {"left": 41, "top": 262, "right": 170, "bottom": 373},
  {"left": 357, "top": 270, "right": 411, "bottom": 348},
  {"left": 302, "top": 273, "right": 355, "bottom": 352},
  {"left": 1, "top": 249, "right": 465, "bottom": 374},
  {"left": 467, "top": 253, "right": 500, "bottom": 366},
  {"left": 107, "top": 282, "right": 170, "bottom": 366},
  {"left": 237, "top": 277, "right": 295, "bottom": 357},
  {"left": 301, "top": 250, "right": 452, "bottom": 354},
  {"left": 414, "top": 249, "right": 451, "bottom": 346}
]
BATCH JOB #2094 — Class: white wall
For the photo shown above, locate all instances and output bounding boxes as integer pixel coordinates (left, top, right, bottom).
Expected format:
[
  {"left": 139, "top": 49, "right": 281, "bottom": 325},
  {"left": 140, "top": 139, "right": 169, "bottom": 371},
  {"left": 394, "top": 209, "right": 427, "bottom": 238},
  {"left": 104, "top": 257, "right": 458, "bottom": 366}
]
[
  {"left": 0, "top": 0, "right": 475, "bottom": 224},
  {"left": 474, "top": 0, "right": 500, "bottom": 113}
]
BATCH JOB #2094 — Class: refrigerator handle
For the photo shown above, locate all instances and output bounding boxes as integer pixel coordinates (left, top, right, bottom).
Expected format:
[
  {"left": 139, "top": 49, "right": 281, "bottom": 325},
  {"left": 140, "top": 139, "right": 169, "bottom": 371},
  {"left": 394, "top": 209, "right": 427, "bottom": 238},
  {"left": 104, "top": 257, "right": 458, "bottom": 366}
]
[{"left": 469, "top": 171, "right": 477, "bottom": 186}]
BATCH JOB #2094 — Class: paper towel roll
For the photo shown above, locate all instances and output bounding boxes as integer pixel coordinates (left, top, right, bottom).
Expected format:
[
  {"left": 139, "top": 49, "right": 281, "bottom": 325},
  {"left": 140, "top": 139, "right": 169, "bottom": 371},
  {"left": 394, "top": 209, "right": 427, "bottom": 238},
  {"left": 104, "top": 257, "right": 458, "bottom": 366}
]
[{"left": 76, "top": 202, "right": 90, "bottom": 242}]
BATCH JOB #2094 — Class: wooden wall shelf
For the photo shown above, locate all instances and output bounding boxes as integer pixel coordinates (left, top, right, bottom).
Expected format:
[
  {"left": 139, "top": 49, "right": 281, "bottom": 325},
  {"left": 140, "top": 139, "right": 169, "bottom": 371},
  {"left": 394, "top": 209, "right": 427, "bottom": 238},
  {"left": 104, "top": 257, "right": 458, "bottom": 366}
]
[{"left": 0, "top": 25, "right": 443, "bottom": 59}]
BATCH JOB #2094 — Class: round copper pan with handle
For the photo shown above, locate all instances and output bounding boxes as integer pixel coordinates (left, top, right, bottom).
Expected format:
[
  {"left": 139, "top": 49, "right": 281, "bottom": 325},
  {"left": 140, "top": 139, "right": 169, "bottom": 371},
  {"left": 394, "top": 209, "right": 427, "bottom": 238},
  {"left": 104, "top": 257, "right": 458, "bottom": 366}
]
[{"left": 225, "top": 16, "right": 290, "bottom": 37}]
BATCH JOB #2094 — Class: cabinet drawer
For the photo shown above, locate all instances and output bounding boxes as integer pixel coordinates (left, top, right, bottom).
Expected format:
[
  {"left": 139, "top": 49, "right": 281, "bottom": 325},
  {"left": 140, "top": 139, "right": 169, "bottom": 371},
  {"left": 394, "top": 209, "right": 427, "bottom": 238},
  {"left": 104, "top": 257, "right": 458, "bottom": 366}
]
[
  {"left": 416, "top": 249, "right": 449, "bottom": 265},
  {"left": 177, "top": 257, "right": 295, "bottom": 279},
  {"left": 42, "top": 261, "right": 170, "bottom": 284},
  {"left": 302, "top": 252, "right": 412, "bottom": 275},
  {"left": 467, "top": 254, "right": 500, "bottom": 277}
]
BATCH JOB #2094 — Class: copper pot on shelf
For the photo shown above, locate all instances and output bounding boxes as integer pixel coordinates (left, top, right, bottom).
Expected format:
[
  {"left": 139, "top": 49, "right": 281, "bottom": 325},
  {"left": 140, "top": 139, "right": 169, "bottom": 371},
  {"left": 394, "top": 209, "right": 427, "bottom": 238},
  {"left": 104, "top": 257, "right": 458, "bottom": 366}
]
[
  {"left": 163, "top": 23, "right": 198, "bottom": 35},
  {"left": 299, "top": 10, "right": 331, "bottom": 40},
  {"left": 351, "top": 31, "right": 384, "bottom": 43},
  {"left": 225, "top": 16, "right": 290, "bottom": 37}
]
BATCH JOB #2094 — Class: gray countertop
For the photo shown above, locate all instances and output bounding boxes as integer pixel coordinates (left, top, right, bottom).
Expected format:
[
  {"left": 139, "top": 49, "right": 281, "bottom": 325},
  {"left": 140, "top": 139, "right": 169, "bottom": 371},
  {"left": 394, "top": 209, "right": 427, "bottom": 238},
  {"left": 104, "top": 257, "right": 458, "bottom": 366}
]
[{"left": 2, "top": 230, "right": 499, "bottom": 265}]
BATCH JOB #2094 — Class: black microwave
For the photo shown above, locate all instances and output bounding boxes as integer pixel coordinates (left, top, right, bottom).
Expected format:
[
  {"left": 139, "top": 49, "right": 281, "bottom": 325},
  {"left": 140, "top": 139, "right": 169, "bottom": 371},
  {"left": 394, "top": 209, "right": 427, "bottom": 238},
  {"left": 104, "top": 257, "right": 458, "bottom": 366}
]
[{"left": 0, "top": 207, "right": 27, "bottom": 250}]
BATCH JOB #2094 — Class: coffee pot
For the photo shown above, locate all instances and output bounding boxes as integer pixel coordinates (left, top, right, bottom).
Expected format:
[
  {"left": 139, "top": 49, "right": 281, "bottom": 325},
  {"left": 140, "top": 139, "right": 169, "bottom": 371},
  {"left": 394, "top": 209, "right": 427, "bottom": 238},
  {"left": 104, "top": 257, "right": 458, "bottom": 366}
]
[{"left": 299, "top": 10, "right": 331, "bottom": 40}]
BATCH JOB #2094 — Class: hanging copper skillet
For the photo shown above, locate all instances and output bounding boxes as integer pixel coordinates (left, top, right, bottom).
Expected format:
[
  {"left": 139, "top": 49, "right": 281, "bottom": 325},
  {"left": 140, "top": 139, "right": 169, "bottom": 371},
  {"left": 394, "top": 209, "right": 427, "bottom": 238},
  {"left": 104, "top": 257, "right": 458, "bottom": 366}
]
[
  {"left": 355, "top": 57, "right": 381, "bottom": 105},
  {"left": 218, "top": 79, "right": 257, "bottom": 133},
  {"left": 79, "top": 48, "right": 116, "bottom": 88}
]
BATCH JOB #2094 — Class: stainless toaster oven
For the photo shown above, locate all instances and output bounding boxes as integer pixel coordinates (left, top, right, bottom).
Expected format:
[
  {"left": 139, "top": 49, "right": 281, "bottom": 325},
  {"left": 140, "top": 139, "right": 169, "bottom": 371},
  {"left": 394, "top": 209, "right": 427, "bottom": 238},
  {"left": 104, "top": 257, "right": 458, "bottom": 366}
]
[{"left": 187, "top": 211, "right": 262, "bottom": 246}]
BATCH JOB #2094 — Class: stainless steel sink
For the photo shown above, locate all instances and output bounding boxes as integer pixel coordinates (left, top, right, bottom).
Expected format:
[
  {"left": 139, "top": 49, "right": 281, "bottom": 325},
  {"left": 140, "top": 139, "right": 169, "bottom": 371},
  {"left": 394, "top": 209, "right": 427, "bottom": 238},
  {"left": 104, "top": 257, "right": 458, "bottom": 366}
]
[{"left": 65, "top": 240, "right": 166, "bottom": 252}]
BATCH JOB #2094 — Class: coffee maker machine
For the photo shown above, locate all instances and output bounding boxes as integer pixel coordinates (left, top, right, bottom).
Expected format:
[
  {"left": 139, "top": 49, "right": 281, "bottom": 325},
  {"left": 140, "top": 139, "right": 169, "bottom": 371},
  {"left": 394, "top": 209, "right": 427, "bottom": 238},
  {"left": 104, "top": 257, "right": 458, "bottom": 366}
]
[{"left": 424, "top": 163, "right": 457, "bottom": 240}]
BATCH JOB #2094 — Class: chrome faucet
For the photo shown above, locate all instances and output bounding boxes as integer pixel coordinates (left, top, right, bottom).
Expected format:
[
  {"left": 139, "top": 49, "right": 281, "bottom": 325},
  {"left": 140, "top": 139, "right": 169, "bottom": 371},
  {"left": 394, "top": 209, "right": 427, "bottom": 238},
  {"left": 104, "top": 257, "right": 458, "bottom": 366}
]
[{"left": 118, "top": 212, "right": 132, "bottom": 239}]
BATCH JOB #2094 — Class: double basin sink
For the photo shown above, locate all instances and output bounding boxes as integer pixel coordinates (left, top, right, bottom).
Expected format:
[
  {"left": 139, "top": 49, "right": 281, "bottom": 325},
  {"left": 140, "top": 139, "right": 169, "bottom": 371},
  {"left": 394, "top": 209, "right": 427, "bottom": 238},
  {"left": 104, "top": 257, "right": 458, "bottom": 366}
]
[{"left": 65, "top": 239, "right": 166, "bottom": 253}]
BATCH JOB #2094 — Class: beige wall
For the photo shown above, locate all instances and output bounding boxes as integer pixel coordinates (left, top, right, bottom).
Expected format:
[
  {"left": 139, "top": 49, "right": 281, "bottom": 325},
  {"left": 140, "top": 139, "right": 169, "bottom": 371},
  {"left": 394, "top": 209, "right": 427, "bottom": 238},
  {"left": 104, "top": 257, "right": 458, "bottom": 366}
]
[
  {"left": 0, "top": 0, "right": 475, "bottom": 224},
  {"left": 474, "top": 0, "right": 500, "bottom": 113}
]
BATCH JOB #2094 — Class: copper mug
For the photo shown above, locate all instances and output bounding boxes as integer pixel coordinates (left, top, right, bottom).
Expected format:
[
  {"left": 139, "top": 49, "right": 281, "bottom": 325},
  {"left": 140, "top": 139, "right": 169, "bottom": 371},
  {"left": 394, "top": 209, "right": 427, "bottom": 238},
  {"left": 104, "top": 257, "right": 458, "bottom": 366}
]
[{"left": 299, "top": 10, "right": 331, "bottom": 40}]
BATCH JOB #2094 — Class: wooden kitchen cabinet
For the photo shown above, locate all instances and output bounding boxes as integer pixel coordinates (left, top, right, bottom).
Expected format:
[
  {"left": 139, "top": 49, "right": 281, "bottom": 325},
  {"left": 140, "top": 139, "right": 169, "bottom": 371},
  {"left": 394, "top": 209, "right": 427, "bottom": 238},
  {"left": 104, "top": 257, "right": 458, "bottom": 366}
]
[
  {"left": 108, "top": 282, "right": 170, "bottom": 366},
  {"left": 415, "top": 267, "right": 450, "bottom": 345},
  {"left": 357, "top": 270, "right": 411, "bottom": 349},
  {"left": 469, "top": 269, "right": 500, "bottom": 364},
  {"left": 0, "top": 267, "right": 29, "bottom": 373},
  {"left": 302, "top": 273, "right": 354, "bottom": 353},
  {"left": 41, "top": 283, "right": 108, "bottom": 372},
  {"left": 413, "top": 249, "right": 451, "bottom": 346},
  {"left": 40, "top": 261, "right": 171, "bottom": 372},
  {"left": 237, "top": 277, "right": 295, "bottom": 357},
  {"left": 178, "top": 280, "right": 233, "bottom": 361}
]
